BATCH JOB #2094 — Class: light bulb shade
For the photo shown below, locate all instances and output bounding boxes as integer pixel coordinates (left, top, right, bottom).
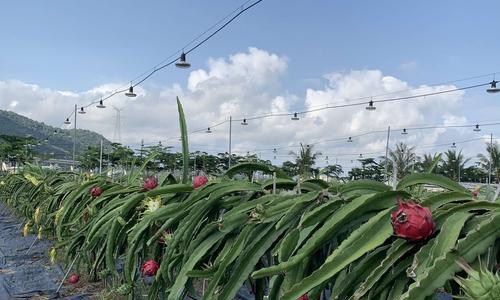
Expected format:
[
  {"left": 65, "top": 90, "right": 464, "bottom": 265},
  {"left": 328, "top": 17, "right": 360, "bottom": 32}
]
[
  {"left": 125, "top": 86, "right": 137, "bottom": 97},
  {"left": 291, "top": 112, "right": 299, "bottom": 120},
  {"left": 78, "top": 107, "right": 86, "bottom": 114},
  {"left": 241, "top": 118, "right": 248, "bottom": 125},
  {"left": 64, "top": 118, "right": 71, "bottom": 125},
  {"left": 273, "top": 148, "right": 277, "bottom": 153},
  {"left": 347, "top": 137, "right": 353, "bottom": 142},
  {"left": 96, "top": 100, "right": 106, "bottom": 108},
  {"left": 206, "top": 127, "right": 212, "bottom": 133},
  {"left": 487, "top": 81, "right": 500, "bottom": 93},
  {"left": 402, "top": 128, "right": 408, "bottom": 135},
  {"left": 175, "top": 52, "right": 191, "bottom": 68},
  {"left": 451, "top": 143, "right": 456, "bottom": 148},
  {"left": 366, "top": 100, "right": 376, "bottom": 110},
  {"left": 473, "top": 124, "right": 481, "bottom": 132}
]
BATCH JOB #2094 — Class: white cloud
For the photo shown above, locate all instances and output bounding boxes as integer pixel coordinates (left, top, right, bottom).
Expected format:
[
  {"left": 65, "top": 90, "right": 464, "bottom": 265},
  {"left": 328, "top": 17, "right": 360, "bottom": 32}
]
[{"left": 0, "top": 48, "right": 488, "bottom": 169}]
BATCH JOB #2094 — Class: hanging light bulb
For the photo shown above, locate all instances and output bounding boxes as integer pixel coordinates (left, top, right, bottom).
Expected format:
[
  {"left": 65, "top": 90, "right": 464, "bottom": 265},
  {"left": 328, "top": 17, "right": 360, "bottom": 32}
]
[
  {"left": 78, "top": 107, "right": 86, "bottom": 114},
  {"left": 325, "top": 155, "right": 329, "bottom": 164},
  {"left": 347, "top": 137, "right": 353, "bottom": 143},
  {"left": 486, "top": 80, "right": 500, "bottom": 93},
  {"left": 53, "top": 130, "right": 58, "bottom": 135},
  {"left": 125, "top": 85, "right": 137, "bottom": 97},
  {"left": 175, "top": 52, "right": 191, "bottom": 68},
  {"left": 241, "top": 118, "right": 248, "bottom": 125},
  {"left": 206, "top": 127, "right": 212, "bottom": 133},
  {"left": 291, "top": 112, "right": 300, "bottom": 121},
  {"left": 96, "top": 100, "right": 106, "bottom": 109},
  {"left": 451, "top": 142, "right": 457, "bottom": 148},
  {"left": 359, "top": 154, "right": 363, "bottom": 158},
  {"left": 365, "top": 100, "right": 376, "bottom": 111},
  {"left": 273, "top": 155, "right": 276, "bottom": 160},
  {"left": 402, "top": 128, "right": 408, "bottom": 135},
  {"left": 273, "top": 148, "right": 277, "bottom": 153},
  {"left": 64, "top": 118, "right": 71, "bottom": 125},
  {"left": 158, "top": 141, "right": 162, "bottom": 147},
  {"left": 473, "top": 124, "right": 481, "bottom": 132}
]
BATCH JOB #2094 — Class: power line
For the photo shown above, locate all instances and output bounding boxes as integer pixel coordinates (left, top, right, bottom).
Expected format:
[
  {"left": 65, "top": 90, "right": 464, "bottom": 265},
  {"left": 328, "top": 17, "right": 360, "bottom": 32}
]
[
  {"left": 182, "top": 80, "right": 492, "bottom": 136},
  {"left": 61, "top": 0, "right": 264, "bottom": 123}
]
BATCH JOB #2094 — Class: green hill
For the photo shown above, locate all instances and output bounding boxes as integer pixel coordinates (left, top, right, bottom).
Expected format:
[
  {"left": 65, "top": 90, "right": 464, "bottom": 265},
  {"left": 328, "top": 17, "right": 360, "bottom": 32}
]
[{"left": 0, "top": 109, "right": 112, "bottom": 159}]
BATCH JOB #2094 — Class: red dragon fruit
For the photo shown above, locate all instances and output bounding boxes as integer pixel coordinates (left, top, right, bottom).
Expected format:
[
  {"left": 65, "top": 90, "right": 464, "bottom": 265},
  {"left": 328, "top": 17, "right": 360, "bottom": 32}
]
[
  {"left": 90, "top": 186, "right": 102, "bottom": 198},
  {"left": 143, "top": 176, "right": 158, "bottom": 191},
  {"left": 68, "top": 274, "right": 79, "bottom": 284},
  {"left": 391, "top": 200, "right": 435, "bottom": 241},
  {"left": 297, "top": 294, "right": 310, "bottom": 300},
  {"left": 141, "top": 259, "right": 159, "bottom": 276},
  {"left": 193, "top": 175, "right": 208, "bottom": 189}
]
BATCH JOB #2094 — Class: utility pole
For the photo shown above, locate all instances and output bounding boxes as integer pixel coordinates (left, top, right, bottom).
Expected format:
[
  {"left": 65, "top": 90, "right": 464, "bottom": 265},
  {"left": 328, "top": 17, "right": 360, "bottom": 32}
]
[
  {"left": 72, "top": 104, "right": 77, "bottom": 168},
  {"left": 112, "top": 106, "right": 122, "bottom": 144},
  {"left": 140, "top": 139, "right": 144, "bottom": 159},
  {"left": 99, "top": 138, "right": 103, "bottom": 174},
  {"left": 228, "top": 116, "right": 232, "bottom": 169},
  {"left": 488, "top": 133, "right": 493, "bottom": 185},
  {"left": 384, "top": 126, "right": 391, "bottom": 183}
]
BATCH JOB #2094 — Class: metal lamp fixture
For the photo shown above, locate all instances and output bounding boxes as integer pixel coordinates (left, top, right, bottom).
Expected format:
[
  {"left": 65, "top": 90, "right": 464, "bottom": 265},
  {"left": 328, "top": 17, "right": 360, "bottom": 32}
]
[
  {"left": 347, "top": 137, "right": 353, "bottom": 143},
  {"left": 175, "top": 52, "right": 191, "bottom": 69},
  {"left": 487, "top": 80, "right": 500, "bottom": 93},
  {"left": 291, "top": 112, "right": 300, "bottom": 121},
  {"left": 206, "top": 127, "right": 212, "bottom": 133},
  {"left": 78, "top": 107, "right": 86, "bottom": 114},
  {"left": 365, "top": 100, "right": 376, "bottom": 111},
  {"left": 125, "top": 86, "right": 137, "bottom": 97},
  {"left": 64, "top": 118, "right": 71, "bottom": 125},
  {"left": 402, "top": 128, "right": 408, "bottom": 135},
  {"left": 473, "top": 124, "right": 481, "bottom": 132},
  {"left": 96, "top": 100, "right": 106, "bottom": 109},
  {"left": 241, "top": 118, "right": 248, "bottom": 125},
  {"left": 451, "top": 142, "right": 457, "bottom": 148}
]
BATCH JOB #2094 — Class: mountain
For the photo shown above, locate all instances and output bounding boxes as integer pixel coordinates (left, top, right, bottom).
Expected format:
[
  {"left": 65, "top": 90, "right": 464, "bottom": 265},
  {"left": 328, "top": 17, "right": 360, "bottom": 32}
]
[{"left": 0, "top": 109, "right": 112, "bottom": 159}]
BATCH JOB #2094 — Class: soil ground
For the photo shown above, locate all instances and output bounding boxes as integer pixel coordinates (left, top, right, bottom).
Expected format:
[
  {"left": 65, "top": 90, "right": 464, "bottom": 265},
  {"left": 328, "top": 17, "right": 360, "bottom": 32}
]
[{"left": 0, "top": 202, "right": 94, "bottom": 299}]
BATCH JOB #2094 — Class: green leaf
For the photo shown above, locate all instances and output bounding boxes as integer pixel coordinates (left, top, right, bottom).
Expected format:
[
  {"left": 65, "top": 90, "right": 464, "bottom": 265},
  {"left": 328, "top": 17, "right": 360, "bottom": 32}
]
[
  {"left": 177, "top": 97, "right": 189, "bottom": 184},
  {"left": 281, "top": 208, "right": 394, "bottom": 299},
  {"left": 397, "top": 173, "right": 468, "bottom": 193},
  {"left": 401, "top": 211, "right": 500, "bottom": 300},
  {"left": 167, "top": 232, "right": 225, "bottom": 300}
]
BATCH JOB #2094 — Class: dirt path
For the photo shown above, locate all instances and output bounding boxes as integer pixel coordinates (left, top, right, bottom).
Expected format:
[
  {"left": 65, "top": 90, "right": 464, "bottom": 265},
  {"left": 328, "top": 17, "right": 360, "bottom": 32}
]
[{"left": 0, "top": 202, "right": 91, "bottom": 299}]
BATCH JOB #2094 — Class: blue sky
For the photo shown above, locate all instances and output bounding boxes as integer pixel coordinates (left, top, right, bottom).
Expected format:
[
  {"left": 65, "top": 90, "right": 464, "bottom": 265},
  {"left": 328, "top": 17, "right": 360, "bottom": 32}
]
[
  {"left": 0, "top": 0, "right": 499, "bottom": 167},
  {"left": 2, "top": 0, "right": 498, "bottom": 91}
]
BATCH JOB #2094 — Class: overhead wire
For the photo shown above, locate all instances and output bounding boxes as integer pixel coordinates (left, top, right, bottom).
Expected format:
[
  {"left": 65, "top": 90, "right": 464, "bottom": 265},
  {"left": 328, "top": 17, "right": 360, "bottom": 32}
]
[{"left": 61, "top": 0, "right": 264, "bottom": 123}]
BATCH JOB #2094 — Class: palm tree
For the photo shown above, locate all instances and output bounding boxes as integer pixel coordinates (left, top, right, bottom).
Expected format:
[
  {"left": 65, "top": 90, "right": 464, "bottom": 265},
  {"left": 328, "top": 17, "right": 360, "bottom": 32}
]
[
  {"left": 289, "top": 143, "right": 321, "bottom": 179},
  {"left": 417, "top": 153, "right": 442, "bottom": 173},
  {"left": 441, "top": 149, "right": 470, "bottom": 181},
  {"left": 388, "top": 142, "right": 417, "bottom": 180},
  {"left": 477, "top": 142, "right": 500, "bottom": 183},
  {"left": 321, "top": 164, "right": 343, "bottom": 181}
]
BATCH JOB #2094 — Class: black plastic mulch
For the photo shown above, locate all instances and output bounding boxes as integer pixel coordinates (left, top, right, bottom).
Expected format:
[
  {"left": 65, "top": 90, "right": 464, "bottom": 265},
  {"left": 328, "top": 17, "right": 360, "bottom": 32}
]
[{"left": 0, "top": 202, "right": 92, "bottom": 299}]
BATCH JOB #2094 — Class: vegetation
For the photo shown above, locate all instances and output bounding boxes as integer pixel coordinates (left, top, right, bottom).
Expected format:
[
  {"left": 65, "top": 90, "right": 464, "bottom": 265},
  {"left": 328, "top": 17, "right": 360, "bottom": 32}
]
[
  {"left": 0, "top": 109, "right": 111, "bottom": 159},
  {"left": 1, "top": 99, "right": 498, "bottom": 299}
]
